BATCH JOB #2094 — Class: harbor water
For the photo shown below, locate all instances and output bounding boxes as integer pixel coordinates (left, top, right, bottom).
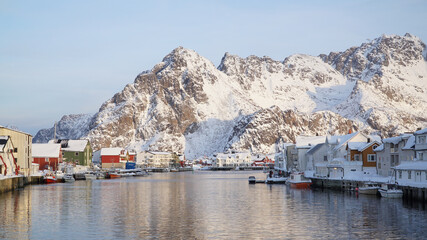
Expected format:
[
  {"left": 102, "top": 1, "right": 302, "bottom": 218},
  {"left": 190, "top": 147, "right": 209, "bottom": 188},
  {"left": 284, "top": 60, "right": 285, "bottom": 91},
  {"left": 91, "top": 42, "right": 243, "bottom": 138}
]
[{"left": 1, "top": 171, "right": 427, "bottom": 239}]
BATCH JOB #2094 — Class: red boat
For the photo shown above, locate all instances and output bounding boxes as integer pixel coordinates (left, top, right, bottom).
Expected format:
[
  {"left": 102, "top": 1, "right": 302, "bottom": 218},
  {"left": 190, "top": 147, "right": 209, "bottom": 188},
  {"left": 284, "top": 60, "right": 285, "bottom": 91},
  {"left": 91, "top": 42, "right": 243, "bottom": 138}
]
[
  {"left": 287, "top": 172, "right": 312, "bottom": 189},
  {"left": 44, "top": 174, "right": 57, "bottom": 184},
  {"left": 108, "top": 173, "right": 121, "bottom": 179}
]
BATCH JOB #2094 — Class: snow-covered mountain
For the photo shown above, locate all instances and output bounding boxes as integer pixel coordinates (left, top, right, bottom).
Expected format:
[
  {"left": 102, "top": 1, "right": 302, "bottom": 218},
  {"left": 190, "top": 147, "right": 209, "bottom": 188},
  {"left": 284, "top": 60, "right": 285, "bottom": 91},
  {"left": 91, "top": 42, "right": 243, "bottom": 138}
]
[{"left": 33, "top": 34, "right": 427, "bottom": 159}]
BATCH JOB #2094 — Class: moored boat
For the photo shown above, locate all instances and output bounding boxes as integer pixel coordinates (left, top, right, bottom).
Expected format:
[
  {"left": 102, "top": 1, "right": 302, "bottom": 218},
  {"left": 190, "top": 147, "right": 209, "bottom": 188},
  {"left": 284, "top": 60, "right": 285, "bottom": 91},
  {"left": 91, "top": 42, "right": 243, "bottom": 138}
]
[
  {"left": 265, "top": 176, "right": 287, "bottom": 184},
  {"left": 378, "top": 184, "right": 403, "bottom": 198},
  {"left": 44, "top": 174, "right": 57, "bottom": 184},
  {"left": 84, "top": 172, "right": 96, "bottom": 180},
  {"left": 357, "top": 182, "right": 380, "bottom": 195},
  {"left": 108, "top": 172, "right": 121, "bottom": 179},
  {"left": 63, "top": 173, "right": 75, "bottom": 183},
  {"left": 287, "top": 172, "right": 312, "bottom": 189},
  {"left": 248, "top": 176, "right": 256, "bottom": 184}
]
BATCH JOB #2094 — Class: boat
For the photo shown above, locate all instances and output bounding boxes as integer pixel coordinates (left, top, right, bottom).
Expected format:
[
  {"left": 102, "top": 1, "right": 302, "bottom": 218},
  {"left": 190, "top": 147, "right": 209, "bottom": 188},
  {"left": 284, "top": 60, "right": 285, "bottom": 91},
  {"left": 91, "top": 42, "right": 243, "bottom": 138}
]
[
  {"left": 248, "top": 176, "right": 256, "bottom": 184},
  {"left": 44, "top": 174, "right": 57, "bottom": 184},
  {"left": 84, "top": 172, "right": 96, "bottom": 180},
  {"left": 96, "top": 172, "right": 106, "bottom": 179},
  {"left": 378, "top": 184, "right": 403, "bottom": 198},
  {"left": 266, "top": 176, "right": 287, "bottom": 184},
  {"left": 63, "top": 173, "right": 75, "bottom": 183},
  {"left": 108, "top": 172, "right": 121, "bottom": 179},
  {"left": 170, "top": 168, "right": 178, "bottom": 172},
  {"left": 287, "top": 172, "right": 312, "bottom": 189},
  {"left": 357, "top": 182, "right": 380, "bottom": 195}
]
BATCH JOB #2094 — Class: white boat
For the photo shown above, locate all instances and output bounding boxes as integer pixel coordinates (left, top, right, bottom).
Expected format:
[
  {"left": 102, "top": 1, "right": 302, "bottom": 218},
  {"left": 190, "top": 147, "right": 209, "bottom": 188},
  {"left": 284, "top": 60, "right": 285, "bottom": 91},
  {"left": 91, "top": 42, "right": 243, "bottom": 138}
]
[
  {"left": 358, "top": 182, "right": 380, "bottom": 195},
  {"left": 378, "top": 184, "right": 403, "bottom": 198},
  {"left": 63, "top": 173, "right": 75, "bottom": 183},
  {"left": 84, "top": 173, "right": 96, "bottom": 180},
  {"left": 265, "top": 170, "right": 287, "bottom": 184},
  {"left": 265, "top": 176, "right": 287, "bottom": 184}
]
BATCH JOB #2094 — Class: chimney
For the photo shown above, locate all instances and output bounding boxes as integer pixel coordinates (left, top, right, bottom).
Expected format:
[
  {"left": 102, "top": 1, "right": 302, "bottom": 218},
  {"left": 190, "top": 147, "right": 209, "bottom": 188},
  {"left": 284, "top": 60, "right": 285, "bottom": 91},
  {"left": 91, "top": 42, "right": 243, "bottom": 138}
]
[{"left": 367, "top": 138, "right": 371, "bottom": 143}]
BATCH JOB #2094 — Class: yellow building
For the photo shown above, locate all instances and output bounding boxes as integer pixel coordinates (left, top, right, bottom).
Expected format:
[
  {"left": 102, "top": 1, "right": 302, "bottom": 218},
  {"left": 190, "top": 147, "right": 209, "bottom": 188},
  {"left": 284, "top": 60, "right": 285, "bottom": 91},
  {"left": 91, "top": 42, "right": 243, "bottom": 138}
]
[{"left": 0, "top": 126, "right": 33, "bottom": 176}]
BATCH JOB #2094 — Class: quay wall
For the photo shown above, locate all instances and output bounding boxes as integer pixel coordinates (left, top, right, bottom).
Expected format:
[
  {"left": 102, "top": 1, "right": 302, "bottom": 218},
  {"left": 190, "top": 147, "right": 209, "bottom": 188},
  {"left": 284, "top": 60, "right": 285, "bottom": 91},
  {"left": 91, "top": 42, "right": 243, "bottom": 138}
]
[
  {"left": 0, "top": 176, "right": 43, "bottom": 194},
  {"left": 311, "top": 177, "right": 427, "bottom": 202}
]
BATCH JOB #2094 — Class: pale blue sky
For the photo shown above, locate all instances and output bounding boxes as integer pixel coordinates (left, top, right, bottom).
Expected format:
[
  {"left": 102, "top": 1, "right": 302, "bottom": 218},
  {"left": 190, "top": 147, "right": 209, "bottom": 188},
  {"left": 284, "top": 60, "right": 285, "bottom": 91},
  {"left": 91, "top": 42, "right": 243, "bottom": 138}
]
[{"left": 1, "top": 0, "right": 426, "bottom": 135}]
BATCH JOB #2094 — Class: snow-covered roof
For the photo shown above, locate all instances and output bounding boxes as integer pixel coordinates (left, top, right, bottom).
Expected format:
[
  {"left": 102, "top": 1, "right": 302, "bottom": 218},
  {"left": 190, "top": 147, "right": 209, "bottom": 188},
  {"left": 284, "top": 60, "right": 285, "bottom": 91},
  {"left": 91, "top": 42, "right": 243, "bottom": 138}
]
[
  {"left": 415, "top": 127, "right": 427, "bottom": 135},
  {"left": 332, "top": 132, "right": 362, "bottom": 151},
  {"left": 327, "top": 132, "right": 357, "bottom": 145},
  {"left": 347, "top": 142, "right": 367, "bottom": 151},
  {"left": 357, "top": 141, "right": 380, "bottom": 152},
  {"left": 307, "top": 143, "right": 324, "bottom": 154},
  {"left": 394, "top": 161, "right": 427, "bottom": 171},
  {"left": 100, "top": 148, "right": 123, "bottom": 156},
  {"left": 63, "top": 140, "right": 89, "bottom": 152},
  {"left": 383, "top": 136, "right": 404, "bottom": 144},
  {"left": 402, "top": 136, "right": 415, "bottom": 150},
  {"left": 374, "top": 144, "right": 384, "bottom": 152},
  {"left": 32, "top": 144, "right": 61, "bottom": 158},
  {"left": 295, "top": 135, "right": 325, "bottom": 148}
]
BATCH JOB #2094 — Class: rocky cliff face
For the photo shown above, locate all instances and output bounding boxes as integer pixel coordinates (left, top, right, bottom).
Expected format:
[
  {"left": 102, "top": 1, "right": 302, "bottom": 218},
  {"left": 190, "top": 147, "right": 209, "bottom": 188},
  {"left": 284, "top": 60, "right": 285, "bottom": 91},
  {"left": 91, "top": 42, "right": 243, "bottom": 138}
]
[{"left": 34, "top": 34, "right": 427, "bottom": 159}]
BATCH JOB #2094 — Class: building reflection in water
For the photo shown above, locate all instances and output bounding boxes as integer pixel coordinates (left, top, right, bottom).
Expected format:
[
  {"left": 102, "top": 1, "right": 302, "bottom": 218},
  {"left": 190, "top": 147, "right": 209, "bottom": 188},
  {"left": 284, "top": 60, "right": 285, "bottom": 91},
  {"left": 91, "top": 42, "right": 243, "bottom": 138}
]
[
  {"left": 0, "top": 187, "right": 31, "bottom": 239},
  {"left": 1, "top": 172, "right": 427, "bottom": 239}
]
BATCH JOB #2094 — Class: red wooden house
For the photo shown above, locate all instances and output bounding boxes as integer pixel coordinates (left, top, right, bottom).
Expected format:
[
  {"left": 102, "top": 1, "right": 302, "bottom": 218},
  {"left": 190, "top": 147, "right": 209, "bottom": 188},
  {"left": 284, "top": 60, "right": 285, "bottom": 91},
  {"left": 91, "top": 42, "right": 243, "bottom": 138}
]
[
  {"left": 100, "top": 148, "right": 128, "bottom": 169},
  {"left": 32, "top": 143, "right": 62, "bottom": 171}
]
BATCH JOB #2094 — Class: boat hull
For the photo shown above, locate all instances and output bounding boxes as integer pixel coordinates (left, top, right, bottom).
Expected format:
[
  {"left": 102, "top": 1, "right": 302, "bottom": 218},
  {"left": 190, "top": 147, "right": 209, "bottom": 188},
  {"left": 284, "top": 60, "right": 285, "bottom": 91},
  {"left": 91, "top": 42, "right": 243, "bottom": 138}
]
[
  {"left": 266, "top": 177, "right": 287, "bottom": 184},
  {"left": 289, "top": 181, "right": 312, "bottom": 189},
  {"left": 44, "top": 177, "right": 57, "bottom": 184},
  {"left": 379, "top": 189, "right": 403, "bottom": 198},
  {"left": 109, "top": 173, "right": 121, "bottom": 179},
  {"left": 358, "top": 187, "right": 379, "bottom": 195}
]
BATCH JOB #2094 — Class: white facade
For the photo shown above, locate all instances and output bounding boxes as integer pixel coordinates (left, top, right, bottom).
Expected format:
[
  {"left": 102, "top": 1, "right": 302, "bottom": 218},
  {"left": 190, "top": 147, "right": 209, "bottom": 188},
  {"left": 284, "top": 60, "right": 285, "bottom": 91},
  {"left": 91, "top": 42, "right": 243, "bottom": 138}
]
[
  {"left": 295, "top": 136, "right": 325, "bottom": 171},
  {"left": 327, "top": 158, "right": 363, "bottom": 179},
  {"left": 215, "top": 152, "right": 252, "bottom": 167},
  {"left": 414, "top": 128, "right": 427, "bottom": 161},
  {"left": 375, "top": 134, "right": 415, "bottom": 177},
  {"left": 307, "top": 143, "right": 329, "bottom": 176},
  {"left": 394, "top": 161, "right": 427, "bottom": 186}
]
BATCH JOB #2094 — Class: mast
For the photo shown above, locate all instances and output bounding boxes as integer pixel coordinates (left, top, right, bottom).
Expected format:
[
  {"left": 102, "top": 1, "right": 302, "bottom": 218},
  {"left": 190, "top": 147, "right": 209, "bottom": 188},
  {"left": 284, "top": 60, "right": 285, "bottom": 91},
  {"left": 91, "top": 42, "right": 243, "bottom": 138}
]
[{"left": 54, "top": 121, "right": 57, "bottom": 141}]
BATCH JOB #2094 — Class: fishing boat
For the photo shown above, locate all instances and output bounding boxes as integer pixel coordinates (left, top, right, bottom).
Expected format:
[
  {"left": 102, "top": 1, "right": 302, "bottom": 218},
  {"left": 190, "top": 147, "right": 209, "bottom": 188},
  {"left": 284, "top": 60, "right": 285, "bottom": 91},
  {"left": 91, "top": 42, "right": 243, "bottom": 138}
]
[
  {"left": 63, "top": 173, "right": 75, "bottom": 183},
  {"left": 357, "top": 182, "right": 380, "bottom": 195},
  {"left": 287, "top": 172, "right": 312, "bottom": 189},
  {"left": 84, "top": 172, "right": 96, "bottom": 180},
  {"left": 378, "top": 184, "right": 403, "bottom": 198},
  {"left": 108, "top": 172, "right": 121, "bottom": 179},
  {"left": 44, "top": 174, "right": 57, "bottom": 184}
]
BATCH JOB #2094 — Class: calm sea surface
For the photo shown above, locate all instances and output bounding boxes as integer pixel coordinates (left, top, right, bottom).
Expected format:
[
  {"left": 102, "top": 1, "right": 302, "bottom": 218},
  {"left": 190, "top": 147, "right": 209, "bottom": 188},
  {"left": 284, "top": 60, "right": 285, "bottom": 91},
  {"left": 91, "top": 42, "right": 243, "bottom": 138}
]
[{"left": 1, "top": 171, "right": 427, "bottom": 240}]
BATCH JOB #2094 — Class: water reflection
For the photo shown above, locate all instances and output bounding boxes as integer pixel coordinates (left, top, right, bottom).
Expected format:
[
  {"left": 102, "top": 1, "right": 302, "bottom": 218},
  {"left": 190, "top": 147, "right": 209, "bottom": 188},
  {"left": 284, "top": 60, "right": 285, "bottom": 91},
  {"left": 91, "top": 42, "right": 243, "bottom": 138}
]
[{"left": 0, "top": 172, "right": 426, "bottom": 239}]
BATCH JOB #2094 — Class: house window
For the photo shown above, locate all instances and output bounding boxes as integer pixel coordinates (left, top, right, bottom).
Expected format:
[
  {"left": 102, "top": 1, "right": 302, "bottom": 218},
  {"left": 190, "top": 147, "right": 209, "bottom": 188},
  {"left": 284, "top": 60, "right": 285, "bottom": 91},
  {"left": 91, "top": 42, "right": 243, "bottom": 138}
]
[
  {"left": 408, "top": 171, "right": 412, "bottom": 179},
  {"left": 14, "top": 148, "right": 18, "bottom": 153},
  {"left": 324, "top": 156, "right": 328, "bottom": 161},
  {"left": 367, "top": 154, "right": 376, "bottom": 162},
  {"left": 399, "top": 170, "right": 402, "bottom": 179},
  {"left": 425, "top": 171, "right": 427, "bottom": 180},
  {"left": 45, "top": 158, "right": 49, "bottom": 163},
  {"left": 354, "top": 155, "right": 360, "bottom": 161},
  {"left": 75, "top": 152, "right": 79, "bottom": 156},
  {"left": 418, "top": 136, "right": 426, "bottom": 144},
  {"left": 419, "top": 152, "right": 424, "bottom": 160}
]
